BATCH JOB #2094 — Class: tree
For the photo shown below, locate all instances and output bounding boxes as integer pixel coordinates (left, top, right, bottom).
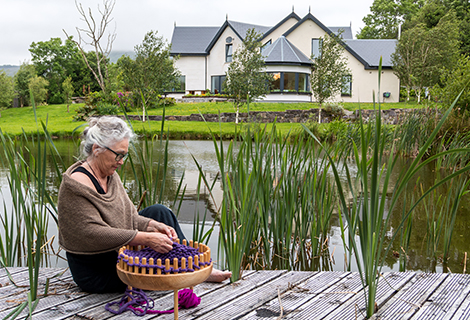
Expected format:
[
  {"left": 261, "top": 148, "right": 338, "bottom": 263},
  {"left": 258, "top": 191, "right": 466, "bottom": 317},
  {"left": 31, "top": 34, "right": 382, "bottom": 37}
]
[
  {"left": 223, "top": 28, "right": 273, "bottom": 123},
  {"left": 117, "top": 31, "right": 180, "bottom": 113},
  {"left": 62, "top": 76, "right": 74, "bottom": 112},
  {"left": 65, "top": 0, "right": 116, "bottom": 95},
  {"left": 28, "top": 76, "right": 49, "bottom": 105},
  {"left": 392, "top": 10, "right": 460, "bottom": 102},
  {"left": 310, "top": 32, "right": 351, "bottom": 110},
  {"left": 0, "top": 70, "right": 15, "bottom": 108},
  {"left": 432, "top": 55, "right": 470, "bottom": 111},
  {"left": 14, "top": 63, "right": 36, "bottom": 107},
  {"left": 444, "top": 0, "right": 470, "bottom": 55},
  {"left": 357, "top": 0, "right": 424, "bottom": 39},
  {"left": 29, "top": 37, "right": 83, "bottom": 104}
]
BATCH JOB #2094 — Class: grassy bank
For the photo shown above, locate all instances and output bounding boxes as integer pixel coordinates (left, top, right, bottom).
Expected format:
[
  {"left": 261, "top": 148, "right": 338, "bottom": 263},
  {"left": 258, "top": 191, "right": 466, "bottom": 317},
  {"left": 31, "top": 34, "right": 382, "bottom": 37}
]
[{"left": 0, "top": 101, "right": 431, "bottom": 138}]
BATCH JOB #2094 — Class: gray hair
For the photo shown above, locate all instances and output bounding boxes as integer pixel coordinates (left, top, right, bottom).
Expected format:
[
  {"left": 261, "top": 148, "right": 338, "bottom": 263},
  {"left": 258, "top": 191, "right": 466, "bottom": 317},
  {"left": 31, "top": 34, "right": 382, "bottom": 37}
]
[{"left": 80, "top": 116, "right": 135, "bottom": 158}]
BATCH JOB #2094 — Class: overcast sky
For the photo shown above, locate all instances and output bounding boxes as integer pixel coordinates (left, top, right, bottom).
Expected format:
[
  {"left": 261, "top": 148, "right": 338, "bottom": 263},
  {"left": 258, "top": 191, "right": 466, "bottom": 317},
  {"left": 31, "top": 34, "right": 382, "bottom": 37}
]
[{"left": 0, "top": 0, "right": 373, "bottom": 66}]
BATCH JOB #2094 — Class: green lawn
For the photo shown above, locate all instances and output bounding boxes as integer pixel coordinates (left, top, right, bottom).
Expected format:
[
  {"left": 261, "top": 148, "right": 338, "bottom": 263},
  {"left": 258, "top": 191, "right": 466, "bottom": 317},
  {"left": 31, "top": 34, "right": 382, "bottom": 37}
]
[{"left": 0, "top": 101, "right": 434, "bottom": 138}]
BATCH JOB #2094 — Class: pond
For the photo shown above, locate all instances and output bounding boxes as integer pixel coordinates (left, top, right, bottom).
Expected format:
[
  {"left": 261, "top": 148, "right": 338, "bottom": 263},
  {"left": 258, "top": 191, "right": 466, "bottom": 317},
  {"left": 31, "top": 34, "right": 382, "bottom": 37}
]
[{"left": 0, "top": 139, "right": 469, "bottom": 273}]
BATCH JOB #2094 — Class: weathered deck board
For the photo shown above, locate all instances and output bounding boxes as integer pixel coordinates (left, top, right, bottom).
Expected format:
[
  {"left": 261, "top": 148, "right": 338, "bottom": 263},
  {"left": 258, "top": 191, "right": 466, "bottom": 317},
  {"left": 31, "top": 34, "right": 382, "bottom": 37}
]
[
  {"left": 443, "top": 291, "right": 470, "bottom": 320},
  {"left": 0, "top": 268, "right": 71, "bottom": 314},
  {"left": 198, "top": 271, "right": 315, "bottom": 320},
  {"left": 0, "top": 269, "right": 74, "bottom": 317},
  {"left": 1, "top": 268, "right": 470, "bottom": 319},
  {"left": 413, "top": 273, "right": 470, "bottom": 320},
  {"left": 369, "top": 272, "right": 448, "bottom": 319},
  {"left": 323, "top": 272, "right": 416, "bottom": 320},
  {"left": 238, "top": 271, "right": 350, "bottom": 319}
]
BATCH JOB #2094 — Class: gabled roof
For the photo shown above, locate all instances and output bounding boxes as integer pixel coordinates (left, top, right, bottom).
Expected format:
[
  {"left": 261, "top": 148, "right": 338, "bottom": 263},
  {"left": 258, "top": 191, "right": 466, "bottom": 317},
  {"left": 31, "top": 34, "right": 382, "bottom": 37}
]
[
  {"left": 228, "top": 20, "right": 271, "bottom": 40},
  {"left": 171, "top": 26, "right": 219, "bottom": 56},
  {"left": 344, "top": 39, "right": 397, "bottom": 68},
  {"left": 283, "top": 12, "right": 333, "bottom": 38},
  {"left": 260, "top": 12, "right": 301, "bottom": 41},
  {"left": 204, "top": 20, "right": 270, "bottom": 54},
  {"left": 263, "top": 36, "right": 311, "bottom": 66},
  {"left": 283, "top": 13, "right": 395, "bottom": 69},
  {"left": 328, "top": 26, "right": 353, "bottom": 39},
  {"left": 169, "top": 12, "right": 397, "bottom": 69}
]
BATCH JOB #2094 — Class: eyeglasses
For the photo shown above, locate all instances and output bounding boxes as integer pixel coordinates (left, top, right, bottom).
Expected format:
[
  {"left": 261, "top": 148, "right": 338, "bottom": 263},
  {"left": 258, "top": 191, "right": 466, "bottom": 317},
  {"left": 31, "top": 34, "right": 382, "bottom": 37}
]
[{"left": 104, "top": 146, "right": 128, "bottom": 161}]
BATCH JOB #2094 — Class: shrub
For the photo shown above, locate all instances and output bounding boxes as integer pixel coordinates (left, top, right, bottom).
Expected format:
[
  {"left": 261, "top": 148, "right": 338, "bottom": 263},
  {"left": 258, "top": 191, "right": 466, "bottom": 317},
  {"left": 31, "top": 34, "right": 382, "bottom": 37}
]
[
  {"left": 323, "top": 103, "right": 344, "bottom": 119},
  {"left": 96, "top": 102, "right": 119, "bottom": 116},
  {"left": 73, "top": 104, "right": 98, "bottom": 121},
  {"left": 113, "top": 91, "right": 134, "bottom": 111},
  {"left": 85, "top": 91, "right": 104, "bottom": 107},
  {"left": 158, "top": 97, "right": 176, "bottom": 107}
]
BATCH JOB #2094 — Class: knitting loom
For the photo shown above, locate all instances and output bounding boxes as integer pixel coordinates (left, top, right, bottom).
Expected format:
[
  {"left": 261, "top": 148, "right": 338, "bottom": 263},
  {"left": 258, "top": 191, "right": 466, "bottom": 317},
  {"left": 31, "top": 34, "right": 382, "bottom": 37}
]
[{"left": 116, "top": 239, "right": 212, "bottom": 319}]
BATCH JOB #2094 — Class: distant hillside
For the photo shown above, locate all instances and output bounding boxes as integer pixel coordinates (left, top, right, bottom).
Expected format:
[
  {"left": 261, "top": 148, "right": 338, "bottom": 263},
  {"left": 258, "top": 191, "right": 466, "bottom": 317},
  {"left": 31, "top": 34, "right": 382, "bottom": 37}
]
[
  {"left": 0, "top": 51, "right": 134, "bottom": 77},
  {"left": 109, "top": 50, "right": 134, "bottom": 63},
  {"left": 0, "top": 65, "right": 20, "bottom": 76}
]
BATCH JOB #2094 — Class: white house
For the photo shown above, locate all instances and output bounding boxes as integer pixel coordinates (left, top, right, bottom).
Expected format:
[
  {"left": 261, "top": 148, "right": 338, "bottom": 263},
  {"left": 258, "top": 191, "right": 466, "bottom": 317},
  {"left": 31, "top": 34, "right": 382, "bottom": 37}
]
[{"left": 170, "top": 11, "right": 399, "bottom": 103}]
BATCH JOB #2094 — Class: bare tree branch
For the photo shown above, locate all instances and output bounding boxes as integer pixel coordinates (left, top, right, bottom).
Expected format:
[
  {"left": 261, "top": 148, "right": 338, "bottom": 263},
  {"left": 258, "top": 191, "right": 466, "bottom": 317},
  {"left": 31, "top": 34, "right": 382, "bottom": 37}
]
[{"left": 63, "top": 0, "right": 116, "bottom": 94}]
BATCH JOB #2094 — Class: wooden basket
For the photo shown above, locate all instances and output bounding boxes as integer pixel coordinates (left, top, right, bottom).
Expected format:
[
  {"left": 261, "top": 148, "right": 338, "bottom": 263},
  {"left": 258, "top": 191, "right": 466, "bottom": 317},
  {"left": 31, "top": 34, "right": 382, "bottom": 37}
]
[{"left": 115, "top": 239, "right": 212, "bottom": 319}]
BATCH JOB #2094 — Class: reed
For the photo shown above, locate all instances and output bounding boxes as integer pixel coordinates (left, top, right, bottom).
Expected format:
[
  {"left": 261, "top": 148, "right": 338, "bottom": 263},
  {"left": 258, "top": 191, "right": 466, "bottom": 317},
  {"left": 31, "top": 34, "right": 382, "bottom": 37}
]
[
  {"left": 190, "top": 161, "right": 218, "bottom": 244},
  {"left": 120, "top": 101, "right": 186, "bottom": 214},
  {"left": 201, "top": 116, "right": 343, "bottom": 280},
  {"left": 212, "top": 127, "right": 258, "bottom": 281},
  {"left": 303, "top": 60, "right": 470, "bottom": 318},
  {"left": 0, "top": 93, "right": 64, "bottom": 319}
]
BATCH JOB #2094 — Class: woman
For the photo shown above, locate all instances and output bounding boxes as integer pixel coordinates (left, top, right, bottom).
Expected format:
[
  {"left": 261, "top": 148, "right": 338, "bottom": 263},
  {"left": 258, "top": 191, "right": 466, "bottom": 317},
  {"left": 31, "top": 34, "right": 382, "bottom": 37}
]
[{"left": 58, "top": 116, "right": 231, "bottom": 293}]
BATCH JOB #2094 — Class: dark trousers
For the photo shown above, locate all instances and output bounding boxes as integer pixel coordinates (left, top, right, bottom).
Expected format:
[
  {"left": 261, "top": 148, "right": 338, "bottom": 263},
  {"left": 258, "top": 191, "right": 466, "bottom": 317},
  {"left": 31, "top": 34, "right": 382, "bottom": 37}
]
[{"left": 66, "top": 204, "right": 185, "bottom": 293}]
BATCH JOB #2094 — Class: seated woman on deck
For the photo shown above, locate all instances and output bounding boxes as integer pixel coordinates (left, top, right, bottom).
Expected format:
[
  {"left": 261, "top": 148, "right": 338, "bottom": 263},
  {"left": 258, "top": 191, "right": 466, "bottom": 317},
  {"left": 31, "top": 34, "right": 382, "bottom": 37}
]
[{"left": 57, "top": 116, "right": 231, "bottom": 293}]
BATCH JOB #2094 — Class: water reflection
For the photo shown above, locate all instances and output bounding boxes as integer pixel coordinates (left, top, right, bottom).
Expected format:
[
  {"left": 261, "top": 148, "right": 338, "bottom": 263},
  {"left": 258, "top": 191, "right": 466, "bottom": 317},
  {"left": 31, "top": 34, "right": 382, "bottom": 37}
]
[{"left": 0, "top": 139, "right": 469, "bottom": 274}]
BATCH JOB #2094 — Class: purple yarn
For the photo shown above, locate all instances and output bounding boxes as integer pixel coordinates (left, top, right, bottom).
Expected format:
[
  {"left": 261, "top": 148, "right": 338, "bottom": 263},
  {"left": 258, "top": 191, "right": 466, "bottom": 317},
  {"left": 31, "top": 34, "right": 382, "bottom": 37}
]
[
  {"left": 106, "top": 242, "right": 208, "bottom": 315},
  {"left": 119, "top": 242, "right": 211, "bottom": 274},
  {"left": 105, "top": 288, "right": 201, "bottom": 315}
]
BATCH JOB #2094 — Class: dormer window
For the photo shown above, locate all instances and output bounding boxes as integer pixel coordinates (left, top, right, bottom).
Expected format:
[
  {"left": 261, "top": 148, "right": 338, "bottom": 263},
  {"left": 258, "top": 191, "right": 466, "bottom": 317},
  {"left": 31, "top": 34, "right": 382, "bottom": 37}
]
[{"left": 226, "top": 44, "right": 233, "bottom": 62}]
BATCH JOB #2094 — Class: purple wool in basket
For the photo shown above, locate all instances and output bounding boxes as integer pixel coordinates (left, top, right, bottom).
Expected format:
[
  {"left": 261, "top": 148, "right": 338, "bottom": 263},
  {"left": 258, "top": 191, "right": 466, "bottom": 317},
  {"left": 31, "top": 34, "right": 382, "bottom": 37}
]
[{"left": 119, "top": 242, "right": 211, "bottom": 274}]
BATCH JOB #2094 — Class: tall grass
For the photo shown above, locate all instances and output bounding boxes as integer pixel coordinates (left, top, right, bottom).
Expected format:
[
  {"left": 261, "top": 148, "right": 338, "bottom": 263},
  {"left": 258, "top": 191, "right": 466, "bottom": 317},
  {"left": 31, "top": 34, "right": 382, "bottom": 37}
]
[
  {"left": 120, "top": 103, "right": 186, "bottom": 214},
  {"left": 303, "top": 62, "right": 470, "bottom": 317},
  {"left": 420, "top": 172, "right": 470, "bottom": 263},
  {"left": 0, "top": 95, "right": 64, "bottom": 318},
  {"left": 204, "top": 119, "right": 342, "bottom": 281}
]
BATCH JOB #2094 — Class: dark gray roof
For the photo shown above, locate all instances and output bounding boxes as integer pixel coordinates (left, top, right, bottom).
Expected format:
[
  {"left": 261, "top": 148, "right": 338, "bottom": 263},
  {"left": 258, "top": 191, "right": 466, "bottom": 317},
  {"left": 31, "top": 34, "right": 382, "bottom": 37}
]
[
  {"left": 344, "top": 39, "right": 397, "bottom": 67},
  {"left": 227, "top": 20, "right": 271, "bottom": 39},
  {"left": 171, "top": 26, "right": 219, "bottom": 55},
  {"left": 169, "top": 13, "right": 397, "bottom": 70},
  {"left": 263, "top": 36, "right": 311, "bottom": 66},
  {"left": 329, "top": 26, "right": 353, "bottom": 39}
]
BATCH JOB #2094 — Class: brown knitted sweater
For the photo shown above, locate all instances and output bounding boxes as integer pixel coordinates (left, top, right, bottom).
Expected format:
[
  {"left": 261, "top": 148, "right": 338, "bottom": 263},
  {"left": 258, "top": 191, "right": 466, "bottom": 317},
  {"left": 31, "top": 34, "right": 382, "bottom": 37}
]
[{"left": 58, "top": 161, "right": 151, "bottom": 254}]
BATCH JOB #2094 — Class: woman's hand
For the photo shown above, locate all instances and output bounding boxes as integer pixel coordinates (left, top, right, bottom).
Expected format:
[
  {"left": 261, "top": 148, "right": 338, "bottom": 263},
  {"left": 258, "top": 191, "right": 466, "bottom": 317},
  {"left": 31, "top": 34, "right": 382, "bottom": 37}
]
[
  {"left": 146, "top": 232, "right": 174, "bottom": 253},
  {"left": 129, "top": 231, "right": 174, "bottom": 253},
  {"left": 147, "top": 221, "right": 178, "bottom": 240}
]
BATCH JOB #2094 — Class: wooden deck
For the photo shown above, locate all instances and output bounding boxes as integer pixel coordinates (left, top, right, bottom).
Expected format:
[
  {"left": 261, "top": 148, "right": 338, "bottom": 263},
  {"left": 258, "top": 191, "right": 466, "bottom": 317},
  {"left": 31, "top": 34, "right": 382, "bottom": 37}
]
[{"left": 1, "top": 267, "right": 470, "bottom": 319}]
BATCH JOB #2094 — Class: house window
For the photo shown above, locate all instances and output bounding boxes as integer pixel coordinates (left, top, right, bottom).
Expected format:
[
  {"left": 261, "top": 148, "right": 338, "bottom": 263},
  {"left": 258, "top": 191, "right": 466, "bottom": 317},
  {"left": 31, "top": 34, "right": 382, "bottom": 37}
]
[
  {"left": 175, "top": 75, "right": 185, "bottom": 92},
  {"left": 261, "top": 40, "right": 272, "bottom": 54},
  {"left": 226, "top": 44, "right": 233, "bottom": 62},
  {"left": 168, "top": 75, "right": 185, "bottom": 92},
  {"left": 342, "top": 75, "right": 352, "bottom": 96},
  {"left": 211, "top": 75, "right": 226, "bottom": 94},
  {"left": 283, "top": 73, "right": 296, "bottom": 91},
  {"left": 271, "top": 73, "right": 281, "bottom": 91},
  {"left": 311, "top": 38, "right": 322, "bottom": 59},
  {"left": 298, "top": 73, "right": 309, "bottom": 91},
  {"left": 269, "top": 72, "right": 310, "bottom": 93}
]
